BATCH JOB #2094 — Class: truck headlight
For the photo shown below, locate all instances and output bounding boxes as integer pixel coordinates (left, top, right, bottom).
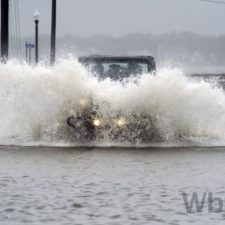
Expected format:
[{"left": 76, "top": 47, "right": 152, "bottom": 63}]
[
  {"left": 93, "top": 118, "right": 101, "bottom": 127},
  {"left": 115, "top": 117, "right": 128, "bottom": 127}
]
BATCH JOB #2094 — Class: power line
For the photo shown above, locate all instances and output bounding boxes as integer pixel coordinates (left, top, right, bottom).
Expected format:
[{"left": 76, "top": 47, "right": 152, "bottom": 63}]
[
  {"left": 15, "top": 0, "right": 22, "bottom": 57},
  {"left": 9, "top": 0, "right": 14, "bottom": 56},
  {"left": 200, "top": 0, "right": 225, "bottom": 4},
  {"left": 9, "top": 0, "right": 22, "bottom": 59},
  {"left": 13, "top": 0, "right": 19, "bottom": 57},
  {"left": 9, "top": 0, "right": 18, "bottom": 57}
]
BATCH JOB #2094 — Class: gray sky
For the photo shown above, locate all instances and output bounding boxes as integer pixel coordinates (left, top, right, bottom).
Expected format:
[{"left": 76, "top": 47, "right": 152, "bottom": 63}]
[{"left": 18, "top": 0, "right": 225, "bottom": 37}]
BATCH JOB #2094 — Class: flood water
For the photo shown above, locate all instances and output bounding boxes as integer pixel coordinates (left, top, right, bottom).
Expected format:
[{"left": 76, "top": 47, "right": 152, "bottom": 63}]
[
  {"left": 1, "top": 60, "right": 225, "bottom": 224},
  {"left": 0, "top": 146, "right": 225, "bottom": 225}
]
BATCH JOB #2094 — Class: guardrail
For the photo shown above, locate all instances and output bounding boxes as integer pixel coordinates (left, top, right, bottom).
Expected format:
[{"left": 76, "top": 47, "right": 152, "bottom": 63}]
[{"left": 188, "top": 73, "right": 225, "bottom": 88}]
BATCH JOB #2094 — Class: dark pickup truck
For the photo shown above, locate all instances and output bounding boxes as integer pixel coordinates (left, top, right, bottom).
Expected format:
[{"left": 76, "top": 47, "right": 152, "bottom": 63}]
[{"left": 67, "top": 55, "right": 157, "bottom": 142}]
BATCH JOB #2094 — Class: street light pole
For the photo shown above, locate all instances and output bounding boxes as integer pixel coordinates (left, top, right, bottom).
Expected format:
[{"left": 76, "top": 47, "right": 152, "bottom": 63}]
[
  {"left": 50, "top": 0, "right": 56, "bottom": 66},
  {"left": 35, "top": 20, "right": 39, "bottom": 64},
  {"left": 33, "top": 10, "right": 40, "bottom": 65}
]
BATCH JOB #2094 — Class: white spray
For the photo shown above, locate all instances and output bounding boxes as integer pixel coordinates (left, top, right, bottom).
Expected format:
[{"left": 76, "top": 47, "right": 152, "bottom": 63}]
[{"left": 0, "top": 58, "right": 225, "bottom": 146}]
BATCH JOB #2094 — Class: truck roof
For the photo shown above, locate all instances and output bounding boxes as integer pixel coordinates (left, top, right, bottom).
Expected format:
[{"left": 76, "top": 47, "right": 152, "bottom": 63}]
[
  {"left": 78, "top": 55, "right": 156, "bottom": 73},
  {"left": 78, "top": 55, "right": 155, "bottom": 64}
]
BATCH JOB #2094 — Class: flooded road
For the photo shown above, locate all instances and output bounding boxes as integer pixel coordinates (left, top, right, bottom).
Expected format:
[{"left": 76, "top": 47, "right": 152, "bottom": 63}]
[{"left": 0, "top": 146, "right": 225, "bottom": 225}]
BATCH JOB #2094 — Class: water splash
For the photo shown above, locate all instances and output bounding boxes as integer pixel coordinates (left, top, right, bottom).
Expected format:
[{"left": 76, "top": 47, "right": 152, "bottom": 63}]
[{"left": 0, "top": 58, "right": 225, "bottom": 147}]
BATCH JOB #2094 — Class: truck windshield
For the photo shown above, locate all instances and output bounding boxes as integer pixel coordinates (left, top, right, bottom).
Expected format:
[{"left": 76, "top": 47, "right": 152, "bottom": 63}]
[{"left": 86, "top": 61, "right": 149, "bottom": 80}]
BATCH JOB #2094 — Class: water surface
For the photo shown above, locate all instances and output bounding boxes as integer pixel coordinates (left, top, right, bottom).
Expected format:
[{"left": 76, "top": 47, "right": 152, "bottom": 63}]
[{"left": 0, "top": 146, "right": 224, "bottom": 225}]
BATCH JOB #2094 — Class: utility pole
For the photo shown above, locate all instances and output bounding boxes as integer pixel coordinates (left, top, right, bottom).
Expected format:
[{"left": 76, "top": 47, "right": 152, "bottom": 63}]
[
  {"left": 1, "top": 0, "right": 9, "bottom": 63},
  {"left": 50, "top": 0, "right": 56, "bottom": 66}
]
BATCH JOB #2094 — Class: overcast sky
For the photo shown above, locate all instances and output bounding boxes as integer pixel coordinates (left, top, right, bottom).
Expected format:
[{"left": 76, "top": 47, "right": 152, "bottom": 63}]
[{"left": 18, "top": 0, "right": 225, "bottom": 37}]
